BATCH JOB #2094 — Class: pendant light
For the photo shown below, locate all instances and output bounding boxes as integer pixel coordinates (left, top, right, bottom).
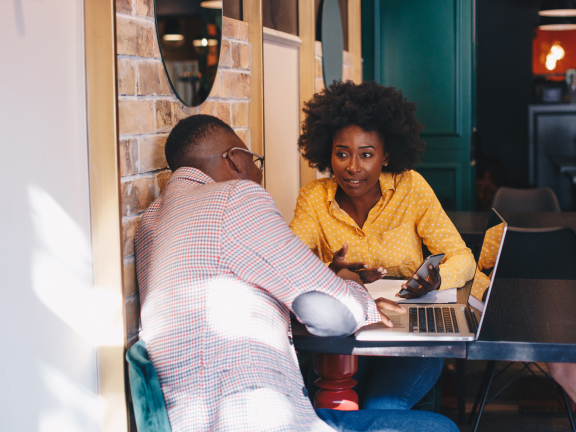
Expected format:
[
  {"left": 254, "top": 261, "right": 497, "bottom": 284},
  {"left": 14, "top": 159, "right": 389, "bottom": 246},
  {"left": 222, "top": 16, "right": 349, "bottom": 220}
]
[
  {"left": 539, "top": 15, "right": 576, "bottom": 30},
  {"left": 163, "top": 18, "right": 184, "bottom": 42},
  {"left": 539, "top": 0, "right": 576, "bottom": 17}
]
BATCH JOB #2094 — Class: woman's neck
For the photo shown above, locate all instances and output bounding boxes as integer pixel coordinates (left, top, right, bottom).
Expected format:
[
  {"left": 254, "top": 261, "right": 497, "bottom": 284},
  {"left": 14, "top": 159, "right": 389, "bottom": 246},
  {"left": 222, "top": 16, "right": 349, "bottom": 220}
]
[{"left": 335, "top": 181, "right": 382, "bottom": 229}]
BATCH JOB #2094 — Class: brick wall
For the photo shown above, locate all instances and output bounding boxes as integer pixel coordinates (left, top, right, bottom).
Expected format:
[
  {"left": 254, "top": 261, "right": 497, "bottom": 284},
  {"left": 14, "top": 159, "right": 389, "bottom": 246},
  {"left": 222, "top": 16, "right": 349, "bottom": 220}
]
[{"left": 115, "top": 1, "right": 251, "bottom": 347}]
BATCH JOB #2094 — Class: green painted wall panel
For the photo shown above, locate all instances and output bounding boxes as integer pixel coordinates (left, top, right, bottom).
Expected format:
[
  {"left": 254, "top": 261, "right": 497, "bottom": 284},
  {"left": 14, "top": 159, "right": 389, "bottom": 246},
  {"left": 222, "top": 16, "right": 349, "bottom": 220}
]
[
  {"left": 375, "top": 0, "right": 475, "bottom": 210},
  {"left": 361, "top": 0, "right": 375, "bottom": 82},
  {"left": 380, "top": 0, "right": 460, "bottom": 136}
]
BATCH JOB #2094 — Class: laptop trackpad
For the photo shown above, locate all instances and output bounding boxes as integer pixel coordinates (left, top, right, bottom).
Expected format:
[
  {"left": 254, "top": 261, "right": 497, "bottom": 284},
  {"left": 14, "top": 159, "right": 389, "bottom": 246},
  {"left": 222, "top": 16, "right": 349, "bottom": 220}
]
[{"left": 379, "top": 310, "right": 406, "bottom": 328}]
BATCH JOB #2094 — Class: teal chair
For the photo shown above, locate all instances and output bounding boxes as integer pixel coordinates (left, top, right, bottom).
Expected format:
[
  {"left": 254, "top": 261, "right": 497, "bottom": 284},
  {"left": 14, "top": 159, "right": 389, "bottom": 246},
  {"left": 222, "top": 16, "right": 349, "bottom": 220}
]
[{"left": 126, "top": 341, "right": 172, "bottom": 432}]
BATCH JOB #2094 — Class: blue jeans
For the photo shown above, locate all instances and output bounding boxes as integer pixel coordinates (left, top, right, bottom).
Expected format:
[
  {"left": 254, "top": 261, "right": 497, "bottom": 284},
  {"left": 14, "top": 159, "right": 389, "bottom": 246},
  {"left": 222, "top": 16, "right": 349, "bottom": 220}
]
[
  {"left": 307, "top": 356, "right": 444, "bottom": 410},
  {"left": 316, "top": 408, "right": 459, "bottom": 432},
  {"left": 354, "top": 356, "right": 444, "bottom": 409}
]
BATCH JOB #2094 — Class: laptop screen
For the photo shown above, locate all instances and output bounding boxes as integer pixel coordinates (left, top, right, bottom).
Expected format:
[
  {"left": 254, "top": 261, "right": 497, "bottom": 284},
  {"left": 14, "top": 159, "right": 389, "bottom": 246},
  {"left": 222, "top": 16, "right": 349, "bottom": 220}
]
[{"left": 467, "top": 209, "right": 508, "bottom": 329}]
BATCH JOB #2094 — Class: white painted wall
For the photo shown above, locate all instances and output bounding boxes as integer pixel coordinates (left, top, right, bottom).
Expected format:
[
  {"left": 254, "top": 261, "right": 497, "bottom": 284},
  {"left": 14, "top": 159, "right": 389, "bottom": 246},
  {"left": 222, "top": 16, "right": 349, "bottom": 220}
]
[
  {"left": 263, "top": 28, "right": 302, "bottom": 223},
  {"left": 0, "top": 1, "right": 101, "bottom": 431}
]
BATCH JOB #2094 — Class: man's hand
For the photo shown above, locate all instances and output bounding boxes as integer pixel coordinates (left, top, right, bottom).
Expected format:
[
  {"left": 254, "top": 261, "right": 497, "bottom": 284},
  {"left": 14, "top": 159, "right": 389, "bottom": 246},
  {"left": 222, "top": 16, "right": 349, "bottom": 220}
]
[
  {"left": 330, "top": 243, "right": 386, "bottom": 283},
  {"left": 374, "top": 297, "right": 407, "bottom": 328},
  {"left": 398, "top": 264, "right": 442, "bottom": 299},
  {"left": 336, "top": 268, "right": 364, "bottom": 288}
]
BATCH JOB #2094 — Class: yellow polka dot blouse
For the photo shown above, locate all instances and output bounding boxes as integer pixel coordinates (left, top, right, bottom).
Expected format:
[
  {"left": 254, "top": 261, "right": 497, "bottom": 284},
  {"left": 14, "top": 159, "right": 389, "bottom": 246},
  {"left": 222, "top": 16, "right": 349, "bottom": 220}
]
[
  {"left": 470, "top": 222, "right": 506, "bottom": 301},
  {"left": 289, "top": 170, "right": 476, "bottom": 290}
]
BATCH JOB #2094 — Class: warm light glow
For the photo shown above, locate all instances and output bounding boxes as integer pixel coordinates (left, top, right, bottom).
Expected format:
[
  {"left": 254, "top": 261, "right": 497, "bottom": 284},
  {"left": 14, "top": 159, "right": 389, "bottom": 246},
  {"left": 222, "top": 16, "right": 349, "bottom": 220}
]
[
  {"left": 545, "top": 42, "right": 567, "bottom": 70},
  {"left": 551, "top": 43, "right": 566, "bottom": 59},
  {"left": 539, "top": 10, "right": 576, "bottom": 17},
  {"left": 193, "top": 38, "right": 218, "bottom": 47},
  {"left": 546, "top": 53, "right": 558, "bottom": 70},
  {"left": 163, "top": 34, "right": 184, "bottom": 42},
  {"left": 200, "top": 1, "right": 223, "bottom": 8}
]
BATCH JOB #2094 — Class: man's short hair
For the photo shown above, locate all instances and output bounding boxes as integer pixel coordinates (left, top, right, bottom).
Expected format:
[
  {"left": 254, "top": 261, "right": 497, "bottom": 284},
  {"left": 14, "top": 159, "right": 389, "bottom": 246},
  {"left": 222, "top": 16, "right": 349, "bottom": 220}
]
[{"left": 165, "top": 114, "right": 236, "bottom": 171}]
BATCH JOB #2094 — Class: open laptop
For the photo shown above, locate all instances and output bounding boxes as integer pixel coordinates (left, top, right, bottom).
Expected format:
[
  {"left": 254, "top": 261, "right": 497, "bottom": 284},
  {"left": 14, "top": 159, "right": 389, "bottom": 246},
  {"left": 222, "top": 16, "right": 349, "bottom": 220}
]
[{"left": 355, "top": 209, "right": 507, "bottom": 342}]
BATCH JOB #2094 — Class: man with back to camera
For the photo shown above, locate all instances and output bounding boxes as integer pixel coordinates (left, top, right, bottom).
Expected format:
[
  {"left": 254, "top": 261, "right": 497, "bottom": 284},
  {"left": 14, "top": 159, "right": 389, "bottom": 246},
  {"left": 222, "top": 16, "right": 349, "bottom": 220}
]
[{"left": 134, "top": 114, "right": 459, "bottom": 431}]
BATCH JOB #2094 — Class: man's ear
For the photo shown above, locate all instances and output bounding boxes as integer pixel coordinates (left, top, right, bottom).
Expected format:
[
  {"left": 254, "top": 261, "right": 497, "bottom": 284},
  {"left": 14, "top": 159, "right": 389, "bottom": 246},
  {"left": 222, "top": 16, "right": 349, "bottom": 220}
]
[{"left": 225, "top": 150, "right": 244, "bottom": 175}]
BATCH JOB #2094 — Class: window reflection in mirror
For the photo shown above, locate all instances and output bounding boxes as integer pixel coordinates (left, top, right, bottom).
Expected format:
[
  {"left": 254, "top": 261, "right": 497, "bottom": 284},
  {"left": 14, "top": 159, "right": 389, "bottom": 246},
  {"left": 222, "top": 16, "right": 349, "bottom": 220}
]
[{"left": 155, "top": 0, "right": 223, "bottom": 107}]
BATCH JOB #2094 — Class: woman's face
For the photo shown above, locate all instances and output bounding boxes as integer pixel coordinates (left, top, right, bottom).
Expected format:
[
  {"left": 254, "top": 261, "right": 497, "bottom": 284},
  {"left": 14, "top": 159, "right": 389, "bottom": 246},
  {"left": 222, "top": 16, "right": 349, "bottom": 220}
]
[{"left": 331, "top": 125, "right": 389, "bottom": 198}]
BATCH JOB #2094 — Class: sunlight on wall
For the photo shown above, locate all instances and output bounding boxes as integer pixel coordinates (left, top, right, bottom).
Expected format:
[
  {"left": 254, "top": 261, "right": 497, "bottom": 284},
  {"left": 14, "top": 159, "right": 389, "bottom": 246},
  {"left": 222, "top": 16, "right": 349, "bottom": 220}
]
[
  {"left": 39, "top": 364, "right": 101, "bottom": 432},
  {"left": 29, "top": 185, "right": 124, "bottom": 347}
]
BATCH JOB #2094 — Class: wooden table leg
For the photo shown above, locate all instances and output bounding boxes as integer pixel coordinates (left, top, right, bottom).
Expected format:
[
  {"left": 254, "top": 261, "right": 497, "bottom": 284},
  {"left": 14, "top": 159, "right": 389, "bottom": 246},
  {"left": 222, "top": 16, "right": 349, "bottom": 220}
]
[{"left": 313, "top": 354, "right": 358, "bottom": 410}]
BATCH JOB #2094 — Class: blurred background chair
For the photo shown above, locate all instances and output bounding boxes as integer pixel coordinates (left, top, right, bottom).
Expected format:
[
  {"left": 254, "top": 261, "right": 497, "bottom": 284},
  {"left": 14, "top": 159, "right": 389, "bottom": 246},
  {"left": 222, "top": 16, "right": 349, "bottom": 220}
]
[
  {"left": 492, "top": 186, "right": 561, "bottom": 213},
  {"left": 469, "top": 226, "right": 576, "bottom": 432}
]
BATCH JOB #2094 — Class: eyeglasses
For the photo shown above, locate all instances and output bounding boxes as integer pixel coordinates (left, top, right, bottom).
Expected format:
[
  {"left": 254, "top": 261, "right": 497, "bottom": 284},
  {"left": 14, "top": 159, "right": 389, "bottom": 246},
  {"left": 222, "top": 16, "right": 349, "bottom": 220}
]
[{"left": 222, "top": 147, "right": 265, "bottom": 172}]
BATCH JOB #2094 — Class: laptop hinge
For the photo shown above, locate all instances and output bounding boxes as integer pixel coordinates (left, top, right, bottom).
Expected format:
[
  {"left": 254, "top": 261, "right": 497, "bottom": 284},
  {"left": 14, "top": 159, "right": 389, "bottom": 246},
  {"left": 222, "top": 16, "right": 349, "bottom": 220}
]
[{"left": 464, "top": 305, "right": 477, "bottom": 334}]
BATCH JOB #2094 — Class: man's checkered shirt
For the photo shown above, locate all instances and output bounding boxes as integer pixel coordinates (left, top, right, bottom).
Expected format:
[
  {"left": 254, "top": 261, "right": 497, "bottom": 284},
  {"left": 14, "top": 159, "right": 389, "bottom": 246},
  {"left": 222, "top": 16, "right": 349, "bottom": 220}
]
[{"left": 135, "top": 167, "right": 381, "bottom": 432}]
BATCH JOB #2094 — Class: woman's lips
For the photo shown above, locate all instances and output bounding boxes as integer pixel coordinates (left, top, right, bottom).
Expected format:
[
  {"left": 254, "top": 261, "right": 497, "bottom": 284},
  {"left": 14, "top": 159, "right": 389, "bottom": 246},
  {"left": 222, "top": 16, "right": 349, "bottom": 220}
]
[{"left": 343, "top": 179, "right": 366, "bottom": 188}]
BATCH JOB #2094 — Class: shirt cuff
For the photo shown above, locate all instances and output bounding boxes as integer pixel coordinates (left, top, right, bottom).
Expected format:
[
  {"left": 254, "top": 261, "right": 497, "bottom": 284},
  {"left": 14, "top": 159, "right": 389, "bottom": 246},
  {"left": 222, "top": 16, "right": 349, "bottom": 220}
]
[{"left": 341, "top": 280, "right": 381, "bottom": 329}]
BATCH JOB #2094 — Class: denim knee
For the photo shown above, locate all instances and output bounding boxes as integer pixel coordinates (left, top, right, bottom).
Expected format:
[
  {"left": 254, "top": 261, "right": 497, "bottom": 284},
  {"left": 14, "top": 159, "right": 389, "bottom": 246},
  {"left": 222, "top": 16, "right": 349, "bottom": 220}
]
[{"left": 316, "top": 408, "right": 459, "bottom": 432}]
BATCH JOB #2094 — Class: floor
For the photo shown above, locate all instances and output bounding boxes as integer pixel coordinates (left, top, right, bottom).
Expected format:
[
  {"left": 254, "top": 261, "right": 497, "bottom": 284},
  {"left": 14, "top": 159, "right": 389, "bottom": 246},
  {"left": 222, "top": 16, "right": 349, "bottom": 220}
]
[{"left": 441, "top": 359, "right": 575, "bottom": 432}]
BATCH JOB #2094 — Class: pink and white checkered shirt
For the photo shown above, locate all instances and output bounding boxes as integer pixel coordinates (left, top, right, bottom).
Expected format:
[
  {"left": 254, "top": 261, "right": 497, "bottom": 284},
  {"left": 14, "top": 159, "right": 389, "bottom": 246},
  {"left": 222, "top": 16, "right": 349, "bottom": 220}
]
[{"left": 135, "top": 167, "right": 380, "bottom": 432}]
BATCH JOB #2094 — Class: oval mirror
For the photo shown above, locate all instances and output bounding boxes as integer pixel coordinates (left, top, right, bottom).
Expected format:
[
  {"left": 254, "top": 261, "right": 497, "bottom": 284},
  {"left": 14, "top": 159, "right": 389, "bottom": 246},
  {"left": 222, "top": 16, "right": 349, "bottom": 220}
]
[
  {"left": 320, "top": 0, "right": 344, "bottom": 86},
  {"left": 154, "top": 0, "right": 223, "bottom": 107}
]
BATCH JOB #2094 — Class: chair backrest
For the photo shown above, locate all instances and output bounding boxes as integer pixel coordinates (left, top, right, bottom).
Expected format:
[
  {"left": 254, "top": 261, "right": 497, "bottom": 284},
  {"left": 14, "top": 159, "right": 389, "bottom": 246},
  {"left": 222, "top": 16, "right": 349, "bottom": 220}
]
[
  {"left": 496, "top": 226, "right": 576, "bottom": 280},
  {"left": 126, "top": 341, "right": 172, "bottom": 432},
  {"left": 492, "top": 187, "right": 561, "bottom": 212}
]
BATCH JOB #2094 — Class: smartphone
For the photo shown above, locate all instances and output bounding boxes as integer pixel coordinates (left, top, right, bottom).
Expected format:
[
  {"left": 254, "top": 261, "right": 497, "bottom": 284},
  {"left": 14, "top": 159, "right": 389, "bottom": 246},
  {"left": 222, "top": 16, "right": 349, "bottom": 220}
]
[{"left": 398, "top": 253, "right": 445, "bottom": 296}]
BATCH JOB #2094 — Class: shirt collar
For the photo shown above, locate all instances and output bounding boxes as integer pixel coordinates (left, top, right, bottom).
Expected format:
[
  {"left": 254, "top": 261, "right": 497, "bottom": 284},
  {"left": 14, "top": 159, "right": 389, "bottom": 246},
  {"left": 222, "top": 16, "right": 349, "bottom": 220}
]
[
  {"left": 171, "top": 167, "right": 215, "bottom": 185},
  {"left": 326, "top": 172, "right": 397, "bottom": 203}
]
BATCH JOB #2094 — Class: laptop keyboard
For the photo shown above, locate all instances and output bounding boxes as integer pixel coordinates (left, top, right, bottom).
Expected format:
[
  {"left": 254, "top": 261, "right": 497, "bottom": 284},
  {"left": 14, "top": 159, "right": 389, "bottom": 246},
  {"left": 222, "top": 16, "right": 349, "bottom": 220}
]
[{"left": 409, "top": 307, "right": 459, "bottom": 333}]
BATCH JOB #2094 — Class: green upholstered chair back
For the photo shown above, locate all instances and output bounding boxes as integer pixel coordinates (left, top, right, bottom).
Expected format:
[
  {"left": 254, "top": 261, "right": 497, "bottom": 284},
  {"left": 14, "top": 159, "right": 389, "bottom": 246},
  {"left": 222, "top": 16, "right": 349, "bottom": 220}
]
[{"left": 126, "top": 341, "right": 172, "bottom": 432}]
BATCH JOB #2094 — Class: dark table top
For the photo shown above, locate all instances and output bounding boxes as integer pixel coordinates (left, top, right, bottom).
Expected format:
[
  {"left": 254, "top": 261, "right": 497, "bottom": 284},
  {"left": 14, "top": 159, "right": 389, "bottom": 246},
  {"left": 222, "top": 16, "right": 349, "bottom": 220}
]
[
  {"left": 293, "top": 278, "right": 576, "bottom": 362},
  {"left": 446, "top": 211, "right": 576, "bottom": 244},
  {"left": 469, "top": 278, "right": 576, "bottom": 362}
]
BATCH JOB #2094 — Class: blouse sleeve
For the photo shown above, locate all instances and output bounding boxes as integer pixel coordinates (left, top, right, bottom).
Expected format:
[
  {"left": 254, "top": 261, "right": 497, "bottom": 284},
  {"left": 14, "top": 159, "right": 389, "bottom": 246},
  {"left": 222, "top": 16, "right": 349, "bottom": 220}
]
[
  {"left": 289, "top": 188, "right": 321, "bottom": 257},
  {"left": 414, "top": 178, "right": 476, "bottom": 290}
]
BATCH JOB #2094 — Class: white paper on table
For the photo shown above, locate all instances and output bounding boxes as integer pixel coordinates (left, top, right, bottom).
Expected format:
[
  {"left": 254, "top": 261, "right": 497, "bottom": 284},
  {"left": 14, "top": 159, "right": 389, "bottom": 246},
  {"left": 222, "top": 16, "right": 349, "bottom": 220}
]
[{"left": 365, "top": 279, "right": 457, "bottom": 304}]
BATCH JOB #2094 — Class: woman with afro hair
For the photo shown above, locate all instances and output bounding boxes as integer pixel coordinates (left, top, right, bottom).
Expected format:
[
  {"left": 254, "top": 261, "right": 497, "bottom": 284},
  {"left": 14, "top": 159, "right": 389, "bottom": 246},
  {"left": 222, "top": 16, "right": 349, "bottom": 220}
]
[{"left": 290, "top": 81, "right": 475, "bottom": 410}]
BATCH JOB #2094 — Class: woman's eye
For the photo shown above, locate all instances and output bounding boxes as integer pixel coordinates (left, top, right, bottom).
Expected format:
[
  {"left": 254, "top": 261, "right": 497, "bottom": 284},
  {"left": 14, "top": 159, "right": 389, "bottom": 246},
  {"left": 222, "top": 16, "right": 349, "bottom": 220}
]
[
  {"left": 336, "top": 152, "right": 347, "bottom": 158},
  {"left": 362, "top": 152, "right": 374, "bottom": 158}
]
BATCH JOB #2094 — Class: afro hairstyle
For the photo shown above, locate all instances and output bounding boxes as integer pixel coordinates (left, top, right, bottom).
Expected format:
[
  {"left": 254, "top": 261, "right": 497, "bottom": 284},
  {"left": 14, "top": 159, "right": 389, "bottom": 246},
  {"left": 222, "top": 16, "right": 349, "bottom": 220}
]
[{"left": 298, "top": 81, "right": 426, "bottom": 174}]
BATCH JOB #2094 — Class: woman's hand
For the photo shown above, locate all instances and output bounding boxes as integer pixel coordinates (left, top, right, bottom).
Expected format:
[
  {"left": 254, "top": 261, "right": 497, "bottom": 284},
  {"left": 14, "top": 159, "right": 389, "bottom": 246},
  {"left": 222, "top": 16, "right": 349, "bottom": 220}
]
[
  {"left": 398, "top": 264, "right": 442, "bottom": 299},
  {"left": 329, "top": 243, "right": 386, "bottom": 283},
  {"left": 374, "top": 297, "right": 406, "bottom": 328}
]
